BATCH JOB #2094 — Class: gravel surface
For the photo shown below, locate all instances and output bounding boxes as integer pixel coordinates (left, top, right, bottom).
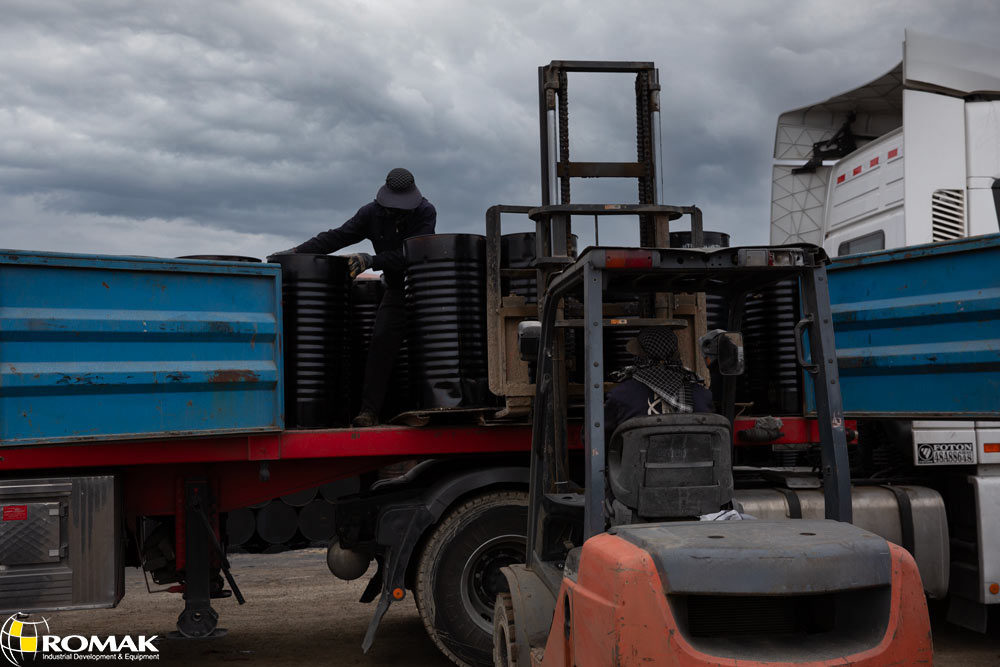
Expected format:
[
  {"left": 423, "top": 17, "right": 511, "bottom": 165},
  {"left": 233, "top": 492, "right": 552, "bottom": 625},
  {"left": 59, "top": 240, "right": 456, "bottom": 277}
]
[
  {"left": 38, "top": 549, "right": 1000, "bottom": 666},
  {"left": 46, "top": 549, "right": 449, "bottom": 666}
]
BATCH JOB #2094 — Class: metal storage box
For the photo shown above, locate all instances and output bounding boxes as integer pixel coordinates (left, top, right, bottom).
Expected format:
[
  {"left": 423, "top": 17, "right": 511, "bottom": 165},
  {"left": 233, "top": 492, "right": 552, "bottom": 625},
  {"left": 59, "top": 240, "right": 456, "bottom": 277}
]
[
  {"left": 0, "top": 251, "right": 283, "bottom": 445},
  {"left": 0, "top": 476, "right": 121, "bottom": 613},
  {"left": 810, "top": 233, "right": 1000, "bottom": 418}
]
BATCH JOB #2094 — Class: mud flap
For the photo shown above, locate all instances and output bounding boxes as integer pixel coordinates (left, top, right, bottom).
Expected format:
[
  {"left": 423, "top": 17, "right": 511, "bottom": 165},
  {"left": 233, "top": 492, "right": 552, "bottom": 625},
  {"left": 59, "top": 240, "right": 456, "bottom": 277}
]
[{"left": 361, "top": 503, "right": 435, "bottom": 653}]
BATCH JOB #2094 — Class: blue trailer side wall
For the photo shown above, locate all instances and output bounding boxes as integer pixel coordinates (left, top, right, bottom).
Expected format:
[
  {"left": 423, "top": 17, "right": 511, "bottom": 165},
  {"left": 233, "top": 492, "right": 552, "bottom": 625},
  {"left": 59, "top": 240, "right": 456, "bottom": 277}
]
[
  {"left": 0, "top": 251, "right": 283, "bottom": 445},
  {"left": 806, "top": 234, "right": 1000, "bottom": 418}
]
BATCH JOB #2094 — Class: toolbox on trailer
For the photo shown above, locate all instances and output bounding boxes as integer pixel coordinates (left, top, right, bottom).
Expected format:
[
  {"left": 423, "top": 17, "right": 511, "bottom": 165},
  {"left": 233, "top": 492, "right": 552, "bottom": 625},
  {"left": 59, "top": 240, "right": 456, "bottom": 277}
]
[{"left": 0, "top": 475, "right": 120, "bottom": 613}]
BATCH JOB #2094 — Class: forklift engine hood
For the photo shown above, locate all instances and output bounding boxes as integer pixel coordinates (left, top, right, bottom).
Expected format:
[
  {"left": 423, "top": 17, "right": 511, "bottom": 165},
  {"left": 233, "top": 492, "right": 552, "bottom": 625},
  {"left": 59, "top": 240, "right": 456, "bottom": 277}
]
[{"left": 610, "top": 519, "right": 891, "bottom": 595}]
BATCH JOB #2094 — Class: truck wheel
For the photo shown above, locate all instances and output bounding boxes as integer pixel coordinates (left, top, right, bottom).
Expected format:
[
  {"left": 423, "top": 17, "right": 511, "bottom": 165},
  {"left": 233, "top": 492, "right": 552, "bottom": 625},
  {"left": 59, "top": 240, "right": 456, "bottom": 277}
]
[{"left": 416, "top": 490, "right": 528, "bottom": 667}]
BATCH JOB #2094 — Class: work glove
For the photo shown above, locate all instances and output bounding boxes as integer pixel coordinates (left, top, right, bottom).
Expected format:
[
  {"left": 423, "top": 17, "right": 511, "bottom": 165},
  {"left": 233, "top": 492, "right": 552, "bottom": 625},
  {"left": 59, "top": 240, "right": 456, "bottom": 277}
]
[{"left": 347, "top": 252, "right": 373, "bottom": 279}]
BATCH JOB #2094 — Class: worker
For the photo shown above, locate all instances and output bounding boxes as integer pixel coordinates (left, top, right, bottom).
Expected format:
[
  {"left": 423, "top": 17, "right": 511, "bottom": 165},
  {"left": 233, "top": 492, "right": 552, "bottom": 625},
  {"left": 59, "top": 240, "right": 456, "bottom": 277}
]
[
  {"left": 282, "top": 167, "right": 436, "bottom": 427},
  {"left": 604, "top": 327, "right": 713, "bottom": 439}
]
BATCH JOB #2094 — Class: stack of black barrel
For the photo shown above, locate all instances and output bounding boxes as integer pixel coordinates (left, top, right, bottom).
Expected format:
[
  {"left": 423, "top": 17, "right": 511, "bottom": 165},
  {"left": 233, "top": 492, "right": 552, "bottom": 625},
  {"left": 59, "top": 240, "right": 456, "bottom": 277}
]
[
  {"left": 267, "top": 230, "right": 802, "bottom": 424},
  {"left": 225, "top": 479, "right": 359, "bottom": 552},
  {"left": 268, "top": 234, "right": 495, "bottom": 425}
]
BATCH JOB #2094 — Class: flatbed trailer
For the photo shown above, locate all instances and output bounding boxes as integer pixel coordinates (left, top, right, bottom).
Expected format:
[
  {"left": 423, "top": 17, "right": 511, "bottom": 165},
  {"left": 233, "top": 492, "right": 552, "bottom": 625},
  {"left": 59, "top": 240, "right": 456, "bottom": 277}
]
[
  {"left": 0, "top": 197, "right": 854, "bottom": 667},
  {"left": 0, "top": 426, "right": 533, "bottom": 513}
]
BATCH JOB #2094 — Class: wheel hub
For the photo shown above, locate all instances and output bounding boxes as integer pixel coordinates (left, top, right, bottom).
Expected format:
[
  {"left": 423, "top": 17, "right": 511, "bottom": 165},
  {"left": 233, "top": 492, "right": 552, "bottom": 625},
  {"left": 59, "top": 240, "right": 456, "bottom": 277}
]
[{"left": 461, "top": 534, "right": 526, "bottom": 633}]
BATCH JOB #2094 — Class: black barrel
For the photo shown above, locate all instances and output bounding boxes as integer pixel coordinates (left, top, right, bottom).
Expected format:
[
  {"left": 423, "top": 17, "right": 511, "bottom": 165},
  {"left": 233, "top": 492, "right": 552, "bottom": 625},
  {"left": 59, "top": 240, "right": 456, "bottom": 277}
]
[
  {"left": 177, "top": 255, "right": 262, "bottom": 262},
  {"left": 281, "top": 487, "right": 318, "bottom": 507},
  {"left": 668, "top": 231, "right": 730, "bottom": 249},
  {"left": 255, "top": 500, "right": 299, "bottom": 545},
  {"left": 669, "top": 231, "right": 731, "bottom": 330},
  {"left": 740, "top": 280, "right": 801, "bottom": 414},
  {"left": 320, "top": 477, "right": 361, "bottom": 502},
  {"left": 604, "top": 327, "right": 641, "bottom": 374},
  {"left": 349, "top": 277, "right": 412, "bottom": 419},
  {"left": 225, "top": 508, "right": 257, "bottom": 547},
  {"left": 500, "top": 232, "right": 539, "bottom": 303},
  {"left": 350, "top": 278, "right": 383, "bottom": 417},
  {"left": 267, "top": 254, "right": 351, "bottom": 427},
  {"left": 383, "top": 334, "right": 412, "bottom": 418},
  {"left": 500, "top": 232, "right": 578, "bottom": 304},
  {"left": 405, "top": 234, "right": 490, "bottom": 409},
  {"left": 298, "top": 500, "right": 336, "bottom": 542}
]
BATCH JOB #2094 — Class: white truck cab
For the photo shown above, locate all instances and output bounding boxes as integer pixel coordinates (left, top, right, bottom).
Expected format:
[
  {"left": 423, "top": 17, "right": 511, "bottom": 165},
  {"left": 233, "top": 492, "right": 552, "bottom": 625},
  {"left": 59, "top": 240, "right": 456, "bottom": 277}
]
[
  {"left": 771, "top": 29, "right": 1000, "bottom": 256},
  {"left": 771, "top": 30, "right": 1000, "bottom": 631}
]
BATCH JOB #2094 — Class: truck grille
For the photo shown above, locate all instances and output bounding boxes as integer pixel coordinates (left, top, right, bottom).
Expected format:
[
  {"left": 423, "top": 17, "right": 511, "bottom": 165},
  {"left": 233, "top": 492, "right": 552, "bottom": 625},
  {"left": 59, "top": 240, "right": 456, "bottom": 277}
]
[{"left": 931, "top": 189, "right": 966, "bottom": 242}]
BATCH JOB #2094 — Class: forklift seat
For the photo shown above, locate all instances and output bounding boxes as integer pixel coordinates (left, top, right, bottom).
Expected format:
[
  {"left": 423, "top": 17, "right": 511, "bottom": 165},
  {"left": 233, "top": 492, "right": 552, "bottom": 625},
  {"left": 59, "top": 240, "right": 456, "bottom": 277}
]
[{"left": 607, "top": 414, "right": 733, "bottom": 523}]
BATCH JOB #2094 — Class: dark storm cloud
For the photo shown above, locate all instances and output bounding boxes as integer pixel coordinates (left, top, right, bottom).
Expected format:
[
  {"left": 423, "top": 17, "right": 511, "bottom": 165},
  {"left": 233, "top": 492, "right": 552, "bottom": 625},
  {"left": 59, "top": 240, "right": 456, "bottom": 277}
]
[
  {"left": 0, "top": 0, "right": 543, "bottom": 250},
  {"left": 0, "top": 0, "right": 997, "bottom": 257}
]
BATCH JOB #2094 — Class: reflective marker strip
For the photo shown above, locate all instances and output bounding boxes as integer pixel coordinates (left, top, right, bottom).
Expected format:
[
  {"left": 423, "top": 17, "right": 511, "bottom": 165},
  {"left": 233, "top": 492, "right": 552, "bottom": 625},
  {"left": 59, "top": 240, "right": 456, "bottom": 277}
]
[
  {"left": 870, "top": 157, "right": 879, "bottom": 167},
  {"left": 853, "top": 165, "right": 862, "bottom": 176},
  {"left": 837, "top": 174, "right": 846, "bottom": 184},
  {"left": 888, "top": 148, "right": 899, "bottom": 159}
]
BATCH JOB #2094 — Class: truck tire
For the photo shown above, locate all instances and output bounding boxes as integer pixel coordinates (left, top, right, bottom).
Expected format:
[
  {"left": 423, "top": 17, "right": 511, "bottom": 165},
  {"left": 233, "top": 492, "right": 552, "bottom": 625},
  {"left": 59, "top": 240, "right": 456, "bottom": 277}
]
[{"left": 415, "top": 490, "right": 528, "bottom": 667}]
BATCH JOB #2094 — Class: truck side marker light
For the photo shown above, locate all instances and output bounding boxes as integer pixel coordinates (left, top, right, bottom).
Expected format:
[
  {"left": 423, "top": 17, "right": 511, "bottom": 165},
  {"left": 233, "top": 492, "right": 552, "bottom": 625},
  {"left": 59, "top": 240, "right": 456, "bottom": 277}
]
[
  {"left": 605, "top": 250, "right": 652, "bottom": 269},
  {"left": 853, "top": 165, "right": 862, "bottom": 176},
  {"left": 888, "top": 148, "right": 899, "bottom": 159},
  {"left": 392, "top": 588, "right": 405, "bottom": 600},
  {"left": 870, "top": 157, "right": 879, "bottom": 167},
  {"left": 990, "top": 583, "right": 999, "bottom": 595},
  {"left": 836, "top": 174, "right": 846, "bottom": 184},
  {"left": 984, "top": 443, "right": 1000, "bottom": 453}
]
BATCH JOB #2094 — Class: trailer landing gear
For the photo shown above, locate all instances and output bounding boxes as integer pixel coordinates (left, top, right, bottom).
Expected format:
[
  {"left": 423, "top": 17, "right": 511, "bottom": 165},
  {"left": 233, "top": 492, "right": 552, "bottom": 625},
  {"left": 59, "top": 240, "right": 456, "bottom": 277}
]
[{"left": 169, "top": 479, "right": 245, "bottom": 639}]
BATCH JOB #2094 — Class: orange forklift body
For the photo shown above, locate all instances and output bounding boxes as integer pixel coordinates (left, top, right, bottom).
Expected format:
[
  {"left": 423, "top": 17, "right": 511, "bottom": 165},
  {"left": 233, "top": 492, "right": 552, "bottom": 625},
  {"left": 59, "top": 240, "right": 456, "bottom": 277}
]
[{"left": 539, "top": 533, "right": 932, "bottom": 666}]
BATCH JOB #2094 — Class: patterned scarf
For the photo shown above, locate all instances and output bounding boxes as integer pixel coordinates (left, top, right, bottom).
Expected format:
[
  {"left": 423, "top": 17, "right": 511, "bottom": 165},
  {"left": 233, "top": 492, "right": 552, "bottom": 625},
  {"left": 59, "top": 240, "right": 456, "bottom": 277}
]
[{"left": 611, "top": 328, "right": 702, "bottom": 414}]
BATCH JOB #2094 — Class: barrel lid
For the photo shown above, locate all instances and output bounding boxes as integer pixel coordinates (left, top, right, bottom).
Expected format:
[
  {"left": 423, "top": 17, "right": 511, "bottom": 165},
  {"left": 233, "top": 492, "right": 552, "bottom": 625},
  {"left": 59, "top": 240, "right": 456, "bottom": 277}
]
[
  {"left": 267, "top": 252, "right": 347, "bottom": 278},
  {"left": 351, "top": 276, "right": 385, "bottom": 300},
  {"left": 405, "top": 234, "right": 486, "bottom": 261}
]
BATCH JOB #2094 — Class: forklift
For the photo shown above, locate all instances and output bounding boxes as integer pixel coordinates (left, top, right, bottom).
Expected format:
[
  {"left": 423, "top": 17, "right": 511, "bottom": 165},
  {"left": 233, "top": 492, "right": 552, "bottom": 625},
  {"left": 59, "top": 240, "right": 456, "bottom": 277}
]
[{"left": 491, "top": 62, "right": 932, "bottom": 666}]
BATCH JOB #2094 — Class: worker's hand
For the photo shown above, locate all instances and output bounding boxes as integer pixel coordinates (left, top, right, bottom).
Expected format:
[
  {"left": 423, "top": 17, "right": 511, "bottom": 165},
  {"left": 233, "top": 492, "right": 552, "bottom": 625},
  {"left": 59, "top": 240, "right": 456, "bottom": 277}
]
[
  {"left": 269, "top": 247, "right": 297, "bottom": 256},
  {"left": 347, "top": 252, "right": 373, "bottom": 279}
]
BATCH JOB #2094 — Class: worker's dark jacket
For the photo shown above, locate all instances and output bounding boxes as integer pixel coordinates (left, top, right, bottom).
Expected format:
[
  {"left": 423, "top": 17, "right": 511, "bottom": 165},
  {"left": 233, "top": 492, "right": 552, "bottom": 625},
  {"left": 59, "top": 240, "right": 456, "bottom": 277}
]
[
  {"left": 604, "top": 378, "right": 714, "bottom": 441},
  {"left": 295, "top": 199, "right": 437, "bottom": 288}
]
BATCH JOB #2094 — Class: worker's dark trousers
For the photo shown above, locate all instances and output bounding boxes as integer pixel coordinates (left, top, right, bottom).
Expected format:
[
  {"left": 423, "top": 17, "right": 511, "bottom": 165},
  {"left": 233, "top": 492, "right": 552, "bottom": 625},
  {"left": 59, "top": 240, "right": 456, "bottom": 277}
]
[{"left": 360, "top": 287, "right": 406, "bottom": 417}]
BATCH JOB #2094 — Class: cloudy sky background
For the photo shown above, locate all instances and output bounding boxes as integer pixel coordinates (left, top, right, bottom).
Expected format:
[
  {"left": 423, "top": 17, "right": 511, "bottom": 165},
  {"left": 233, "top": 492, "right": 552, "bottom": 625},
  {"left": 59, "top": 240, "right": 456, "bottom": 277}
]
[{"left": 1, "top": 0, "right": 998, "bottom": 260}]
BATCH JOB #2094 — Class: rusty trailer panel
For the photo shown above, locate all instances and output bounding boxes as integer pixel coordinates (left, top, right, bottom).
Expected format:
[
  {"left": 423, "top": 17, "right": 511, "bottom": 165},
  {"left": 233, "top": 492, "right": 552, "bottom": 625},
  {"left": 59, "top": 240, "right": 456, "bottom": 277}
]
[
  {"left": 0, "top": 250, "right": 283, "bottom": 445},
  {"left": 809, "top": 233, "right": 1000, "bottom": 417}
]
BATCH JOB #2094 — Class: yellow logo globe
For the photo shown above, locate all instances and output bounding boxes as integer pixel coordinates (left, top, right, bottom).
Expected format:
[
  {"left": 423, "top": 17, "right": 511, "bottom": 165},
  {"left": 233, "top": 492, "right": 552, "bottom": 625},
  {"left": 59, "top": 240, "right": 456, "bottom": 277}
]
[{"left": 0, "top": 614, "right": 48, "bottom": 666}]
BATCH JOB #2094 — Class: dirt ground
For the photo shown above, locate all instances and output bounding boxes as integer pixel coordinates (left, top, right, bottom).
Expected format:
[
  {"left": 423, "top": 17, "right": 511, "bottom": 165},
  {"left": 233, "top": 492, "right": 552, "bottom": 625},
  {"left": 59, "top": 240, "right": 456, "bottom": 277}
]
[
  {"left": 47, "top": 549, "right": 449, "bottom": 666},
  {"left": 41, "top": 549, "right": 1000, "bottom": 666}
]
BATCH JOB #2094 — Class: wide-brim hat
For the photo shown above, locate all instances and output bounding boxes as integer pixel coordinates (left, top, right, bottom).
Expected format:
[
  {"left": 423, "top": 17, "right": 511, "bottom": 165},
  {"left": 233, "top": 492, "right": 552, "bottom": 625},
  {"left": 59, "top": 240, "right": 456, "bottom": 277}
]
[{"left": 376, "top": 167, "right": 423, "bottom": 210}]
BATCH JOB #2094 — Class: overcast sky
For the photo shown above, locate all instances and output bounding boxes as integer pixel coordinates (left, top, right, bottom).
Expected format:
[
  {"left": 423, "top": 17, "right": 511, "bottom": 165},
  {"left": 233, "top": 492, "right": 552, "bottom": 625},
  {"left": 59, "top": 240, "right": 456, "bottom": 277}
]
[{"left": 1, "top": 0, "right": 998, "bottom": 260}]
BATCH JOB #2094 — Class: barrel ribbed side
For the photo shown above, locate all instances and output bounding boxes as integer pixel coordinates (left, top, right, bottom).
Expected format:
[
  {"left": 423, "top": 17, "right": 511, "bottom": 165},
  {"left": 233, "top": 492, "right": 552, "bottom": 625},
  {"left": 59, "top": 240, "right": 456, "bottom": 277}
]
[
  {"left": 268, "top": 253, "right": 351, "bottom": 427},
  {"left": 405, "top": 235, "right": 490, "bottom": 409}
]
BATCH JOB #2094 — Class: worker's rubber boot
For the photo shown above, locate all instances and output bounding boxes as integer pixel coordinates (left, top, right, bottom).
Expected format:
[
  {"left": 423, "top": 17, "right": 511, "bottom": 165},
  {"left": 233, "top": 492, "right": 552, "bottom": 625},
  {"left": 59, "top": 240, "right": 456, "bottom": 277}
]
[{"left": 352, "top": 410, "right": 378, "bottom": 428}]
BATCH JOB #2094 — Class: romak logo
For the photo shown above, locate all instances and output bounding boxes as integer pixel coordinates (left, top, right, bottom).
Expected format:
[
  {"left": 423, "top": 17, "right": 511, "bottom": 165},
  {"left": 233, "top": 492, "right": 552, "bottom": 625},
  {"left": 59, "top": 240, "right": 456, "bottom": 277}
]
[
  {"left": 1, "top": 614, "right": 48, "bottom": 665},
  {"left": 0, "top": 614, "right": 159, "bottom": 664}
]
